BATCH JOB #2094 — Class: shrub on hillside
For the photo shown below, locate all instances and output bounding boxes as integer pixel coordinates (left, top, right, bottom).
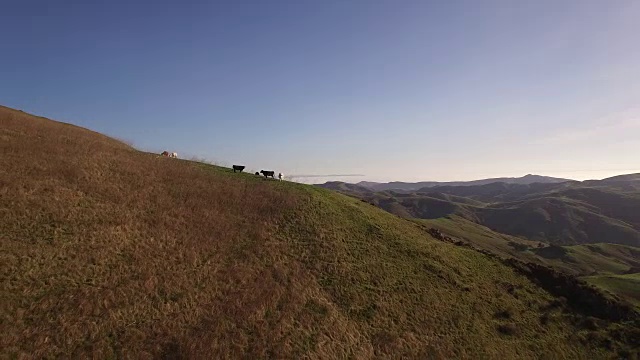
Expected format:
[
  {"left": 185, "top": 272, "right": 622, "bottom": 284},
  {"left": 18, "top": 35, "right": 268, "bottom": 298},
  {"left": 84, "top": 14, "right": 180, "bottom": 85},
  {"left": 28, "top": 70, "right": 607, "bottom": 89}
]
[
  {"left": 497, "top": 323, "right": 519, "bottom": 336},
  {"left": 494, "top": 309, "right": 512, "bottom": 319}
]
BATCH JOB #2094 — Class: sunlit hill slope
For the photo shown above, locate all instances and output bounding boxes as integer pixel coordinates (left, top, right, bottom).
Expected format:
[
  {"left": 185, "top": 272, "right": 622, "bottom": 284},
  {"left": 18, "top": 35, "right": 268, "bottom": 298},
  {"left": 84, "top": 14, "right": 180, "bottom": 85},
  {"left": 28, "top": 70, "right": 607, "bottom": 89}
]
[{"left": 1, "top": 105, "right": 638, "bottom": 358}]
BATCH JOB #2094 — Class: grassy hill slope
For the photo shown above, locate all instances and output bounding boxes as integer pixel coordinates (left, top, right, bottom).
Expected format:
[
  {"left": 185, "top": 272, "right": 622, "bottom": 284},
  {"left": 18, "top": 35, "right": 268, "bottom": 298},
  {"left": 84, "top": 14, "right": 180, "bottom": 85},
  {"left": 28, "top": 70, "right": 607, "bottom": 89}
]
[
  {"left": 478, "top": 195, "right": 640, "bottom": 246},
  {"left": 321, "top": 179, "right": 640, "bottom": 247},
  {"left": 416, "top": 216, "right": 640, "bottom": 307},
  {"left": 584, "top": 274, "right": 640, "bottom": 307},
  {"left": 1, "top": 106, "right": 638, "bottom": 358}
]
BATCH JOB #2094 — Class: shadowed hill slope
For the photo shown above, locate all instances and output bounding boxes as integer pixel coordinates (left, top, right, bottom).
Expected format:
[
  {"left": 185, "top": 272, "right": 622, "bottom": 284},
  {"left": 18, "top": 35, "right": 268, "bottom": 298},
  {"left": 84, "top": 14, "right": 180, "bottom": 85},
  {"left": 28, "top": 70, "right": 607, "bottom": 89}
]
[
  {"left": 477, "top": 195, "right": 639, "bottom": 246},
  {"left": 1, "top": 106, "right": 638, "bottom": 358},
  {"left": 416, "top": 216, "right": 639, "bottom": 275}
]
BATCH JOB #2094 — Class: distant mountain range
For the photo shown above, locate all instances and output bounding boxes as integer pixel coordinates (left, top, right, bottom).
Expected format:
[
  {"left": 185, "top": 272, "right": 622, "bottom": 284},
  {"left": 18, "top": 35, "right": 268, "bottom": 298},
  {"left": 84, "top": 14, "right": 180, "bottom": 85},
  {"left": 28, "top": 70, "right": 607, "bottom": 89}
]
[
  {"left": 357, "top": 174, "right": 573, "bottom": 192},
  {"left": 319, "top": 173, "right": 640, "bottom": 247}
]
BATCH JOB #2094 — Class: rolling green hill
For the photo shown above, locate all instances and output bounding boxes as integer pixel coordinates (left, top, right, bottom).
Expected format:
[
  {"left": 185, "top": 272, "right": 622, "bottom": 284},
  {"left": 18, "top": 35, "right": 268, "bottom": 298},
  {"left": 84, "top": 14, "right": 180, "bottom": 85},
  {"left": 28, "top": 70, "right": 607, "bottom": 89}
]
[
  {"left": 415, "top": 216, "right": 639, "bottom": 277},
  {"left": 584, "top": 274, "right": 640, "bottom": 307},
  {"left": 413, "top": 215, "right": 640, "bottom": 309},
  {"left": 2, "top": 105, "right": 639, "bottom": 358},
  {"left": 319, "top": 178, "right": 640, "bottom": 310},
  {"left": 477, "top": 194, "right": 640, "bottom": 246},
  {"left": 320, "top": 177, "right": 640, "bottom": 247}
]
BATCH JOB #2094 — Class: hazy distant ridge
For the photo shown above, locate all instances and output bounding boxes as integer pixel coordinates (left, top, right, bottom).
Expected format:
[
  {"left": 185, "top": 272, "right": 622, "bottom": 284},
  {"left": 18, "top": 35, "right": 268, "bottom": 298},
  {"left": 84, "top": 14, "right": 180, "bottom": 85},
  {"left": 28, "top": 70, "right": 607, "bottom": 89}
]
[
  {"left": 357, "top": 174, "right": 572, "bottom": 192},
  {"left": 319, "top": 173, "right": 640, "bottom": 247}
]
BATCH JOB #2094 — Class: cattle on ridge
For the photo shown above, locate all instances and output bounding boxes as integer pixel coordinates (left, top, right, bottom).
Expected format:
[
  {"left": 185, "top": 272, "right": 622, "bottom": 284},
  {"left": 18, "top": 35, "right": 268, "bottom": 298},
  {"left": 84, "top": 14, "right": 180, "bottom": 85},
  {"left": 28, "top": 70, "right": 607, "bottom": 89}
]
[
  {"left": 260, "top": 170, "right": 275, "bottom": 179},
  {"left": 160, "top": 151, "right": 178, "bottom": 158}
]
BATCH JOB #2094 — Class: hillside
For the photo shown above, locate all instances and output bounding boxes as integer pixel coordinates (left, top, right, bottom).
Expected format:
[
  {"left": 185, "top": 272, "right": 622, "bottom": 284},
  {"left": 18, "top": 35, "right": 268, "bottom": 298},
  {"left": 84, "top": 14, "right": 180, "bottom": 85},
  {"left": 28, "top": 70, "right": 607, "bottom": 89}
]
[
  {"left": 584, "top": 274, "right": 640, "bottom": 307},
  {"left": 477, "top": 195, "right": 640, "bottom": 246},
  {"left": 319, "top": 179, "right": 640, "bottom": 306},
  {"left": 320, "top": 178, "right": 640, "bottom": 247},
  {"left": 2, "top": 105, "right": 639, "bottom": 358},
  {"left": 417, "top": 217, "right": 638, "bottom": 274}
]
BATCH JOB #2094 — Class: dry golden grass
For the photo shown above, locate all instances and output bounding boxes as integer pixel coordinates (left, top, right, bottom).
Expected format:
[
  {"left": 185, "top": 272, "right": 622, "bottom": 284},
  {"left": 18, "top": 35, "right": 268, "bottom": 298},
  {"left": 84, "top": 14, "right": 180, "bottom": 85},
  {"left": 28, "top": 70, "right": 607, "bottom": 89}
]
[
  {"left": 1, "top": 107, "right": 305, "bottom": 357},
  {"left": 1, "top": 105, "right": 637, "bottom": 358}
]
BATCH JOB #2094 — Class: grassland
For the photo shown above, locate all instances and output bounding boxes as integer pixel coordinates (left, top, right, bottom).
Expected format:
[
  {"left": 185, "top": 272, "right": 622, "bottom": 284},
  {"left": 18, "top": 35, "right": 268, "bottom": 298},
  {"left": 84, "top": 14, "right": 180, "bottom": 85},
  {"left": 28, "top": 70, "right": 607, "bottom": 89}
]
[
  {"left": 321, "top": 178, "right": 640, "bottom": 247},
  {"left": 416, "top": 216, "right": 640, "bottom": 309},
  {"left": 1, "top": 105, "right": 638, "bottom": 358},
  {"left": 415, "top": 216, "right": 543, "bottom": 261},
  {"left": 584, "top": 274, "right": 640, "bottom": 307},
  {"left": 418, "top": 217, "right": 638, "bottom": 273}
]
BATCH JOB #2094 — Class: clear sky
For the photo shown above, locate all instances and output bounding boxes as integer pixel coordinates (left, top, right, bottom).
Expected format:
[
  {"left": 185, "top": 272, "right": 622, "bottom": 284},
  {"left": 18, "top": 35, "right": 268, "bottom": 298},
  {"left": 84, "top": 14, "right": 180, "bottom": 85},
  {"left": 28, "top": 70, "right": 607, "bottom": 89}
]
[{"left": 1, "top": 0, "right": 638, "bottom": 183}]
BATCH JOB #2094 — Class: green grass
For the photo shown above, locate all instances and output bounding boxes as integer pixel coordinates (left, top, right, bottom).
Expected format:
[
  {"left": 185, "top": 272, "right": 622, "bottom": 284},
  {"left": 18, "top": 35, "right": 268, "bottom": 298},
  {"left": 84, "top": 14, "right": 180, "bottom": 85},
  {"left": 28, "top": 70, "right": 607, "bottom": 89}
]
[
  {"left": 414, "top": 216, "right": 640, "bottom": 311},
  {"left": 583, "top": 273, "right": 640, "bottom": 307},
  {"left": 415, "top": 215, "right": 542, "bottom": 261},
  {"left": 417, "top": 216, "right": 639, "bottom": 274},
  {"left": 276, "top": 186, "right": 608, "bottom": 358},
  {"left": 566, "top": 244, "right": 640, "bottom": 275}
]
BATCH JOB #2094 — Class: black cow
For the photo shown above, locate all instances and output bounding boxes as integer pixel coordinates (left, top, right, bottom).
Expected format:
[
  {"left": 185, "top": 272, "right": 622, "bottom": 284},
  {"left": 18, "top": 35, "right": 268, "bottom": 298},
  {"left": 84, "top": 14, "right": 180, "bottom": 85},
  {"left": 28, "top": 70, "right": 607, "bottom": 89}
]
[
  {"left": 232, "top": 165, "right": 245, "bottom": 173},
  {"left": 260, "top": 170, "right": 275, "bottom": 179}
]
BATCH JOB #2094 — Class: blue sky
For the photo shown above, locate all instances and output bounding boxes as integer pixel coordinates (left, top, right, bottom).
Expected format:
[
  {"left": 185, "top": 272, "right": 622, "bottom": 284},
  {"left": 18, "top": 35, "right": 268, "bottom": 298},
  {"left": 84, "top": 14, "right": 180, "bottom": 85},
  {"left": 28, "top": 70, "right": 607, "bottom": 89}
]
[{"left": 1, "top": 0, "right": 638, "bottom": 183}]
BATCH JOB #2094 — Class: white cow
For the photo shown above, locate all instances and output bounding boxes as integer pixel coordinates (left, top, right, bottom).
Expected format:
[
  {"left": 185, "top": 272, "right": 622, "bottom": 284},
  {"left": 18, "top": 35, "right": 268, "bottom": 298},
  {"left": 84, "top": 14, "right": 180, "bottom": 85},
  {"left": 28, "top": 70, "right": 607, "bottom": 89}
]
[
  {"left": 171, "top": 152, "right": 178, "bottom": 158},
  {"left": 278, "top": 172, "right": 284, "bottom": 181}
]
